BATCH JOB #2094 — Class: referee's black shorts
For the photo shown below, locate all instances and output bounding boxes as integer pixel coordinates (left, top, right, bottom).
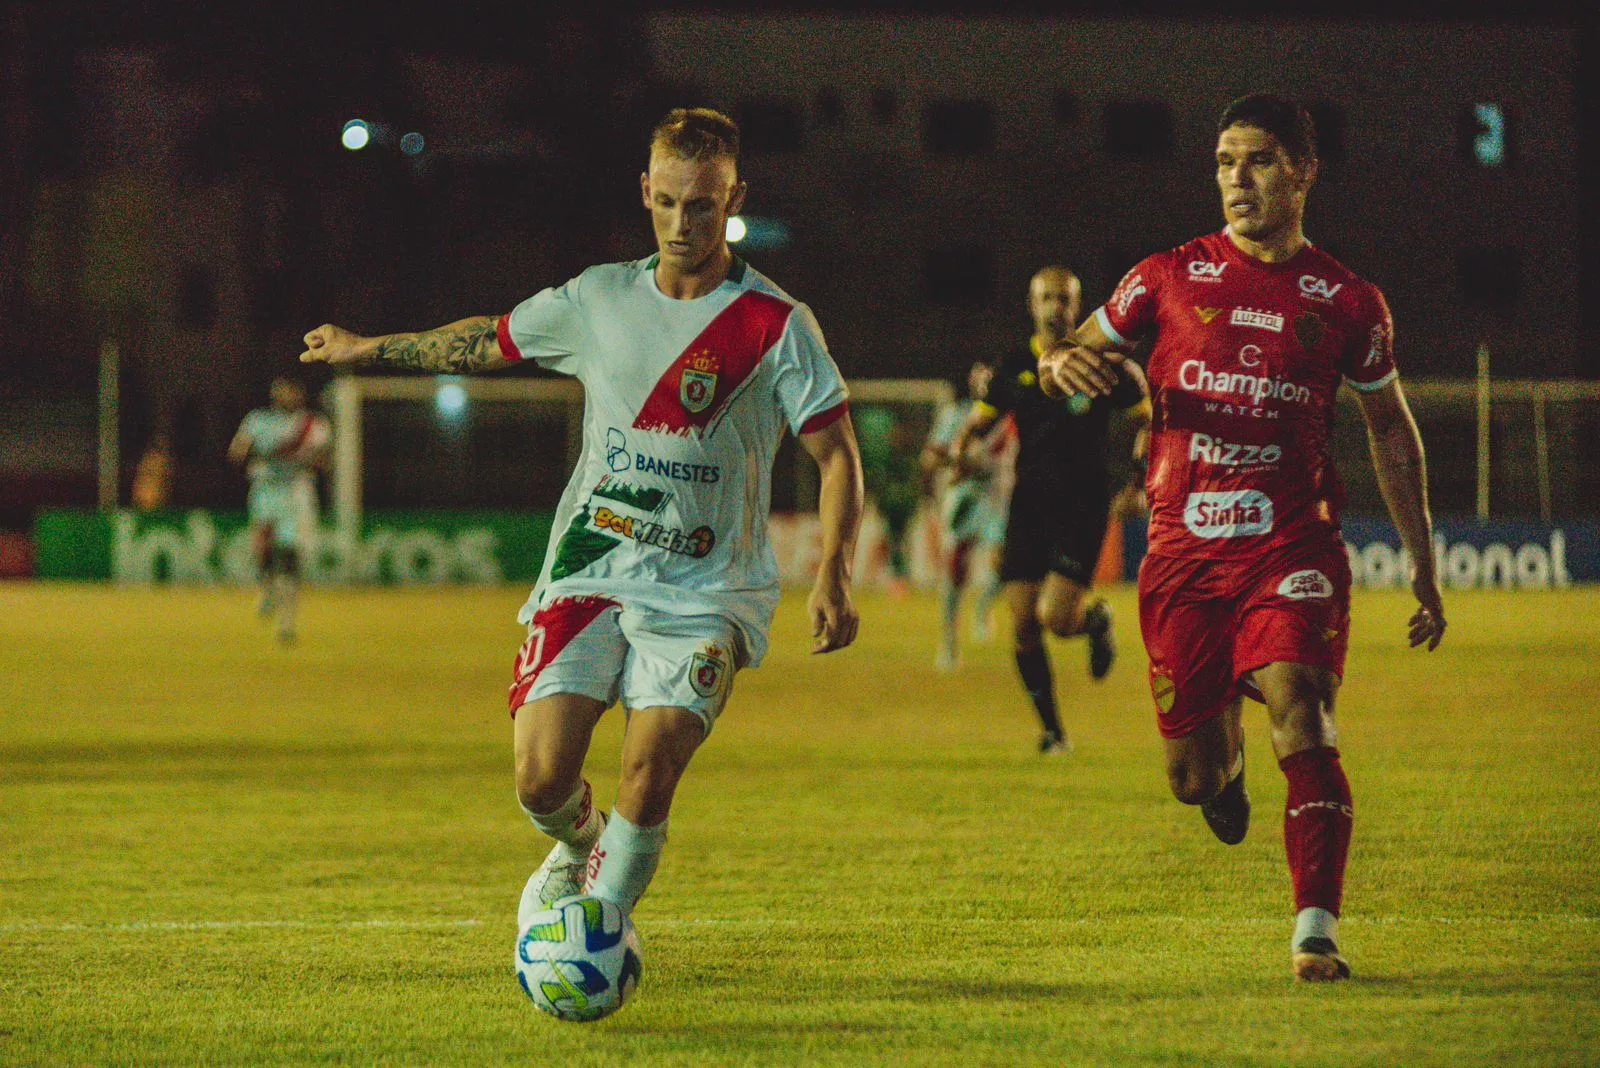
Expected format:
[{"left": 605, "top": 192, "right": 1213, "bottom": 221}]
[{"left": 999, "top": 474, "right": 1111, "bottom": 587}]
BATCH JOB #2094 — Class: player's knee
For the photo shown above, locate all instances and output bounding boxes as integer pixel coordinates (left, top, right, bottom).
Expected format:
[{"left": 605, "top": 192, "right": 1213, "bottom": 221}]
[
  {"left": 514, "top": 754, "right": 575, "bottom": 815},
  {"left": 1168, "top": 763, "right": 1228, "bottom": 806},
  {"left": 1036, "top": 598, "right": 1084, "bottom": 638},
  {"left": 618, "top": 747, "right": 688, "bottom": 808}
]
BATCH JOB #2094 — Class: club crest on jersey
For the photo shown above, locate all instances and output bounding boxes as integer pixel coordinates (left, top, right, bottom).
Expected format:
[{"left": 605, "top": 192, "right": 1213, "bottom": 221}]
[
  {"left": 680, "top": 351, "right": 720, "bottom": 414},
  {"left": 689, "top": 644, "right": 728, "bottom": 698},
  {"left": 1194, "top": 306, "right": 1224, "bottom": 324},
  {"left": 1294, "top": 312, "right": 1327, "bottom": 350}
]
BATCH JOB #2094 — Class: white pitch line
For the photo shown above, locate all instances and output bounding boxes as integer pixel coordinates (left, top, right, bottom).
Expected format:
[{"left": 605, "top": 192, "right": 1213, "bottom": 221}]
[{"left": 0, "top": 914, "right": 1593, "bottom": 935}]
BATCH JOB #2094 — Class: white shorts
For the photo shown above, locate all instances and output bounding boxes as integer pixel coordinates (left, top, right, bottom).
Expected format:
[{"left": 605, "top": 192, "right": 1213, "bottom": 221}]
[{"left": 507, "top": 596, "right": 742, "bottom": 734}]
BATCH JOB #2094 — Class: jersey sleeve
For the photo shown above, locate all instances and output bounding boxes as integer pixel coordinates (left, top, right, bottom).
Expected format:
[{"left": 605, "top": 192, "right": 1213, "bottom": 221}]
[
  {"left": 1093, "top": 254, "right": 1165, "bottom": 347},
  {"left": 927, "top": 404, "right": 964, "bottom": 449},
  {"left": 497, "top": 272, "right": 591, "bottom": 376},
  {"left": 771, "top": 303, "right": 849, "bottom": 435},
  {"left": 1340, "top": 282, "right": 1399, "bottom": 393}
]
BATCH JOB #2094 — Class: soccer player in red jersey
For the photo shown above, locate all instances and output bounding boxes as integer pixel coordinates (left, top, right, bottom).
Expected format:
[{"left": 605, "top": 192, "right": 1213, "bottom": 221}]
[{"left": 1040, "top": 95, "right": 1446, "bottom": 981}]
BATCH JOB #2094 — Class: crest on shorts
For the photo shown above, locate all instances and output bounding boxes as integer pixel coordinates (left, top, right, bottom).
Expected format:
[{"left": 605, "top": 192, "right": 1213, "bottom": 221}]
[
  {"left": 1293, "top": 312, "right": 1327, "bottom": 351},
  {"left": 680, "top": 351, "right": 719, "bottom": 414},
  {"left": 689, "top": 644, "right": 728, "bottom": 698},
  {"left": 1151, "top": 670, "right": 1176, "bottom": 714}
]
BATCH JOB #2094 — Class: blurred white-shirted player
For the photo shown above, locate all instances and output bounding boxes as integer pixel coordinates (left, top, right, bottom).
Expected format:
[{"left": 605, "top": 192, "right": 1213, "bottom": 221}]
[
  {"left": 298, "top": 109, "right": 865, "bottom": 937},
  {"left": 920, "top": 360, "right": 1016, "bottom": 670},
  {"left": 228, "top": 377, "right": 330, "bottom": 645}
]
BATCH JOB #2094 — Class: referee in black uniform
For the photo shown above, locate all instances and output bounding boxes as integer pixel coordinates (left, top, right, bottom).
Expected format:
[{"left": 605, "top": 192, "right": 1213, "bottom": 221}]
[{"left": 945, "top": 266, "right": 1150, "bottom": 753}]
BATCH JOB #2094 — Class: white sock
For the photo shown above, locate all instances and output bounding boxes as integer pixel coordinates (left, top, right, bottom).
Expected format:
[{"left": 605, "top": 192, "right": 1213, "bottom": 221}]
[
  {"left": 522, "top": 780, "right": 604, "bottom": 860},
  {"left": 585, "top": 809, "right": 667, "bottom": 912},
  {"left": 1293, "top": 906, "right": 1339, "bottom": 949}
]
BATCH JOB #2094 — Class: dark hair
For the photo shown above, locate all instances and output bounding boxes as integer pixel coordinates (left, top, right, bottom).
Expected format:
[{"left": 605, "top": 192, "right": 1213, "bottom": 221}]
[
  {"left": 651, "top": 108, "right": 741, "bottom": 168},
  {"left": 1217, "top": 94, "right": 1317, "bottom": 164}
]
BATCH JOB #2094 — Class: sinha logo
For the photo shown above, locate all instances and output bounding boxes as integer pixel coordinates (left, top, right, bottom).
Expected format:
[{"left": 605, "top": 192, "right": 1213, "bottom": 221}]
[
  {"left": 605, "top": 428, "right": 631, "bottom": 472},
  {"left": 1277, "top": 569, "right": 1334, "bottom": 600},
  {"left": 1113, "top": 273, "right": 1146, "bottom": 316},
  {"left": 1230, "top": 308, "right": 1284, "bottom": 333},
  {"left": 1188, "top": 261, "right": 1227, "bottom": 282},
  {"left": 1298, "top": 275, "right": 1343, "bottom": 302},
  {"left": 1183, "top": 490, "right": 1274, "bottom": 539}
]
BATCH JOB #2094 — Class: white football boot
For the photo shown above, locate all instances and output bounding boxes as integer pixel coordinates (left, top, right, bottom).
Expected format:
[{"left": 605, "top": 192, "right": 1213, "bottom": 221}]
[{"left": 517, "top": 815, "right": 606, "bottom": 929}]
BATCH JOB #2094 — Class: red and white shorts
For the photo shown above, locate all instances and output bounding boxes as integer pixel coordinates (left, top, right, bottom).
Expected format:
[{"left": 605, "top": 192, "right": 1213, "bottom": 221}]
[
  {"left": 1138, "top": 538, "right": 1351, "bottom": 740},
  {"left": 507, "top": 596, "right": 741, "bottom": 734}
]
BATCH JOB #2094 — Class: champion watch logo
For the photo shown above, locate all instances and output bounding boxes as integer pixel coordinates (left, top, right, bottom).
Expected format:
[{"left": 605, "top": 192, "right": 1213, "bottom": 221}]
[
  {"left": 1194, "top": 307, "right": 1224, "bottom": 324},
  {"left": 679, "top": 350, "right": 719, "bottom": 414}
]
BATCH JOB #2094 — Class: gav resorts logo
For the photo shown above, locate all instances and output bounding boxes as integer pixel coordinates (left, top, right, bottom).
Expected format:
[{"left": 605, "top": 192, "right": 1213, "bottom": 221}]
[
  {"left": 1188, "top": 260, "right": 1227, "bottom": 282},
  {"left": 1298, "top": 275, "right": 1343, "bottom": 302}
]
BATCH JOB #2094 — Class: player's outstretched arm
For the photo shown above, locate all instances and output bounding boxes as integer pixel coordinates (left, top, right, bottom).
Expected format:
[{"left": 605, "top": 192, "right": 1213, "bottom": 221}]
[
  {"left": 1357, "top": 380, "right": 1446, "bottom": 651},
  {"left": 799, "top": 412, "right": 864, "bottom": 654},
  {"left": 1039, "top": 315, "right": 1125, "bottom": 399},
  {"left": 300, "top": 316, "right": 513, "bottom": 374}
]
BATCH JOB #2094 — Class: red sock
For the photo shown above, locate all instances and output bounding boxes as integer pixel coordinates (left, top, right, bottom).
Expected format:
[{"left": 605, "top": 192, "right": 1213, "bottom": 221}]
[{"left": 1280, "top": 746, "right": 1353, "bottom": 916}]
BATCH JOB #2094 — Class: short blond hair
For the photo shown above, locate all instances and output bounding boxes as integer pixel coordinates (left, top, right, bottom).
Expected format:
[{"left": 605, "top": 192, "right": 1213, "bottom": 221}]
[{"left": 650, "top": 108, "right": 741, "bottom": 169}]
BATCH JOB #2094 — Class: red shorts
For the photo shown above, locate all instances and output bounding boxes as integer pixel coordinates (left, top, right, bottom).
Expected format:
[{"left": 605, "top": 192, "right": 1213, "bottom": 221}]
[{"left": 1138, "top": 538, "right": 1351, "bottom": 739}]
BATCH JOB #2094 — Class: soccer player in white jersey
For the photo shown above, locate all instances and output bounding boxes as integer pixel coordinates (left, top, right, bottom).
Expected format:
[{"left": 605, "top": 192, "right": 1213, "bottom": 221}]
[
  {"left": 228, "top": 377, "right": 330, "bottom": 644},
  {"left": 298, "top": 109, "right": 865, "bottom": 939}
]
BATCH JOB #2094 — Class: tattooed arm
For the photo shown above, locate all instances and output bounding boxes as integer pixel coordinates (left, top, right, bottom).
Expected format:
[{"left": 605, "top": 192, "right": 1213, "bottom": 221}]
[{"left": 299, "top": 316, "right": 512, "bottom": 374}]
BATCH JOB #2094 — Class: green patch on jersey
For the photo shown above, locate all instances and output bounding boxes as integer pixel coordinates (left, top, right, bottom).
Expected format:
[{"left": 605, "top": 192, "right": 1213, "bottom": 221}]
[
  {"left": 549, "top": 510, "right": 621, "bottom": 581},
  {"left": 592, "top": 480, "right": 669, "bottom": 512}
]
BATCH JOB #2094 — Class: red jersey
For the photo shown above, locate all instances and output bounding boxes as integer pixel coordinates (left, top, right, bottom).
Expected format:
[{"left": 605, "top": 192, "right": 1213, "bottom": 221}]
[{"left": 1096, "top": 229, "right": 1397, "bottom": 560}]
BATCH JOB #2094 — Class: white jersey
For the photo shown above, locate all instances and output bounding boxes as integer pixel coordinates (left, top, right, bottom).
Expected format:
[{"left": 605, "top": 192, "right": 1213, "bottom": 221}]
[
  {"left": 499, "top": 255, "right": 848, "bottom": 666},
  {"left": 237, "top": 407, "right": 329, "bottom": 488}
]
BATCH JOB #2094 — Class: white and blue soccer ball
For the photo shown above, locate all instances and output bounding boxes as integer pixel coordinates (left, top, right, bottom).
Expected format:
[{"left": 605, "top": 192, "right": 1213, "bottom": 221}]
[{"left": 514, "top": 894, "right": 642, "bottom": 1022}]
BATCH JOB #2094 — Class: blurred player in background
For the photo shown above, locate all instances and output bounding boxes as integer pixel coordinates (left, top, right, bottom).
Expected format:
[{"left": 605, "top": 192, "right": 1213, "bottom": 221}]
[
  {"left": 920, "top": 360, "right": 1016, "bottom": 670},
  {"left": 946, "top": 267, "right": 1149, "bottom": 753},
  {"left": 299, "top": 109, "right": 864, "bottom": 945},
  {"left": 1041, "top": 94, "right": 1446, "bottom": 981},
  {"left": 855, "top": 403, "right": 920, "bottom": 594},
  {"left": 227, "top": 377, "right": 329, "bottom": 645}
]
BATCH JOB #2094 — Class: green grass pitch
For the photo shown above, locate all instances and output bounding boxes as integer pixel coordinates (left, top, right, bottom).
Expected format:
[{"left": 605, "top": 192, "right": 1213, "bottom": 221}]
[{"left": 2, "top": 581, "right": 1597, "bottom": 1065}]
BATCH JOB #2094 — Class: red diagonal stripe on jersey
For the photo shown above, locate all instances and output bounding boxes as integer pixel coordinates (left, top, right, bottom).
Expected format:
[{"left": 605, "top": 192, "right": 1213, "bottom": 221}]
[
  {"left": 632, "top": 290, "right": 794, "bottom": 437},
  {"left": 273, "top": 413, "right": 318, "bottom": 457},
  {"left": 507, "top": 595, "right": 620, "bottom": 716}
]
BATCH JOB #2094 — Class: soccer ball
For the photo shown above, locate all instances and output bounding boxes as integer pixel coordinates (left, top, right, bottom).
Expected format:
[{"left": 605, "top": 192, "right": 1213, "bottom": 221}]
[{"left": 514, "top": 895, "right": 642, "bottom": 1022}]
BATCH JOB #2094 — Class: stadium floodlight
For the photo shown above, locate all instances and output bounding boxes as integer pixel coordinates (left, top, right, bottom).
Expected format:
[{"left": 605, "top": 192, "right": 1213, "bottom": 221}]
[
  {"left": 341, "top": 119, "right": 371, "bottom": 151},
  {"left": 400, "top": 132, "right": 426, "bottom": 156},
  {"left": 436, "top": 380, "right": 467, "bottom": 419},
  {"left": 1472, "top": 103, "right": 1505, "bottom": 168},
  {"left": 727, "top": 216, "right": 791, "bottom": 251}
]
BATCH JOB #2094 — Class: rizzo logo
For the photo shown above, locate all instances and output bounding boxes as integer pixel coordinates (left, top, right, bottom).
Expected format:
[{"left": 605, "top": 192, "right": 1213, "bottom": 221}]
[
  {"left": 1188, "top": 260, "right": 1228, "bottom": 282},
  {"left": 1277, "top": 569, "right": 1334, "bottom": 600},
  {"left": 1189, "top": 432, "right": 1283, "bottom": 467},
  {"left": 1298, "top": 275, "right": 1343, "bottom": 302},
  {"left": 680, "top": 350, "right": 719, "bottom": 414},
  {"left": 1183, "top": 490, "right": 1274, "bottom": 539},
  {"left": 1112, "top": 273, "right": 1146, "bottom": 316},
  {"left": 689, "top": 643, "right": 729, "bottom": 698},
  {"left": 1230, "top": 308, "right": 1284, "bottom": 333}
]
